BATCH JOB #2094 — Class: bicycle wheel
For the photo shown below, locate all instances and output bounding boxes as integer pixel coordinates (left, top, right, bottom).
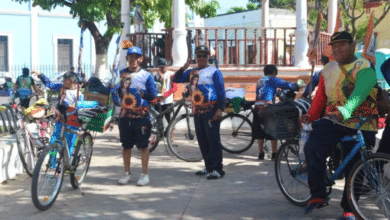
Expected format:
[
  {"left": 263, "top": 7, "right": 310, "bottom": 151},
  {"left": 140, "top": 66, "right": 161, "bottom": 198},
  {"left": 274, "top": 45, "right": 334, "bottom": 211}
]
[
  {"left": 148, "top": 109, "right": 161, "bottom": 153},
  {"left": 16, "top": 127, "right": 36, "bottom": 176},
  {"left": 166, "top": 114, "right": 202, "bottom": 162},
  {"left": 348, "top": 153, "right": 390, "bottom": 220},
  {"left": 70, "top": 132, "right": 93, "bottom": 189},
  {"left": 31, "top": 145, "right": 65, "bottom": 211},
  {"left": 220, "top": 114, "right": 254, "bottom": 153},
  {"left": 275, "top": 139, "right": 311, "bottom": 206}
]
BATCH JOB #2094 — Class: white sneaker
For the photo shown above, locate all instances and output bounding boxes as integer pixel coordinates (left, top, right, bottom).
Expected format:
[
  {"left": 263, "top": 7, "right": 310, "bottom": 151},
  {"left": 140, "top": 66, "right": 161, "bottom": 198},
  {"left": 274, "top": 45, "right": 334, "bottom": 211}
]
[
  {"left": 137, "top": 174, "right": 149, "bottom": 186},
  {"left": 118, "top": 172, "right": 131, "bottom": 185}
]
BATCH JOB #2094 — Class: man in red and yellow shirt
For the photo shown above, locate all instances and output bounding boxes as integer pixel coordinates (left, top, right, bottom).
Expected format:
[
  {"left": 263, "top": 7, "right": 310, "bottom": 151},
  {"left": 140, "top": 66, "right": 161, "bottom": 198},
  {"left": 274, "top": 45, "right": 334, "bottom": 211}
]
[{"left": 300, "top": 31, "right": 378, "bottom": 220}]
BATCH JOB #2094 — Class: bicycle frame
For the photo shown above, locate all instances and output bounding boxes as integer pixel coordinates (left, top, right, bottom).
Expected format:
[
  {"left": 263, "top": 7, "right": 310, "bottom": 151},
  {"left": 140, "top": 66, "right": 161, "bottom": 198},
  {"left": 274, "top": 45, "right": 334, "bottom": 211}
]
[
  {"left": 225, "top": 110, "right": 253, "bottom": 137},
  {"left": 149, "top": 97, "right": 192, "bottom": 138}
]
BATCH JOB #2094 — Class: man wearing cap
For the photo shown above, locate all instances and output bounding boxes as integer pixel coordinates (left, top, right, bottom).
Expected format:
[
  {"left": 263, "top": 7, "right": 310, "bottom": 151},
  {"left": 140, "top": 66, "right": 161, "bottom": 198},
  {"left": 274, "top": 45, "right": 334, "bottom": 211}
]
[
  {"left": 111, "top": 46, "right": 158, "bottom": 186},
  {"left": 300, "top": 31, "right": 378, "bottom": 219},
  {"left": 173, "top": 45, "right": 226, "bottom": 180}
]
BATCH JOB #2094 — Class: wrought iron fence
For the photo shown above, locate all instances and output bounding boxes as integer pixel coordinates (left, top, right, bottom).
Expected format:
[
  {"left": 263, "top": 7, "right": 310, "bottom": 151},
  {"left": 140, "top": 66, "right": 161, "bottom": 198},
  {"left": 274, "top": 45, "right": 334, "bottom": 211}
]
[{"left": 0, "top": 65, "right": 95, "bottom": 81}]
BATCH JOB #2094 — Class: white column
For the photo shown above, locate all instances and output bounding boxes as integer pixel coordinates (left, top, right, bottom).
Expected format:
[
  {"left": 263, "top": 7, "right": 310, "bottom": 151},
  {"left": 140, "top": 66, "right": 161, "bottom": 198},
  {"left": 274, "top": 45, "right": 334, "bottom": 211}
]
[
  {"left": 171, "top": 0, "right": 188, "bottom": 67},
  {"left": 119, "top": 0, "right": 131, "bottom": 69},
  {"left": 328, "top": 0, "right": 338, "bottom": 33},
  {"left": 294, "top": 0, "right": 310, "bottom": 68},
  {"left": 30, "top": 2, "right": 39, "bottom": 69},
  {"left": 261, "top": 0, "right": 269, "bottom": 38}
]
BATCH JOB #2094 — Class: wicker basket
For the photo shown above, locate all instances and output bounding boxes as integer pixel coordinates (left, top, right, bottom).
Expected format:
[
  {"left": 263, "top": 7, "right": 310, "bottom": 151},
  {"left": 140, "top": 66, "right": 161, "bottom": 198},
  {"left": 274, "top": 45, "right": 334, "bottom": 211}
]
[{"left": 263, "top": 111, "right": 300, "bottom": 140}]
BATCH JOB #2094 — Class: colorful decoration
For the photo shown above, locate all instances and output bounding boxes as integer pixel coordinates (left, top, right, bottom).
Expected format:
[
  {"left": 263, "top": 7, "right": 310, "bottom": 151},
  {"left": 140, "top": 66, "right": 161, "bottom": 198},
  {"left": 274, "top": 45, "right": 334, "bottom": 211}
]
[
  {"left": 122, "top": 40, "right": 133, "bottom": 49},
  {"left": 362, "top": 12, "right": 376, "bottom": 65}
]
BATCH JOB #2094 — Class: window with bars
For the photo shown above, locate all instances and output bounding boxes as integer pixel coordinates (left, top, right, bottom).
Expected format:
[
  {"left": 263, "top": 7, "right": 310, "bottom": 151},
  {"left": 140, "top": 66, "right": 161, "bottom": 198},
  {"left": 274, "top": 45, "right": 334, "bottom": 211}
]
[
  {"left": 57, "top": 39, "right": 73, "bottom": 72},
  {"left": 0, "top": 36, "right": 8, "bottom": 72}
]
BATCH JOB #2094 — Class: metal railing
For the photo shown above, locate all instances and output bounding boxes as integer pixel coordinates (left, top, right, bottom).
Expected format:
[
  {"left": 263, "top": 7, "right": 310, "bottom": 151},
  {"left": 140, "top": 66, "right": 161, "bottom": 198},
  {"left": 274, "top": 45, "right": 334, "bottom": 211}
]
[
  {"left": 0, "top": 65, "right": 95, "bottom": 81},
  {"left": 127, "top": 27, "right": 332, "bottom": 68}
]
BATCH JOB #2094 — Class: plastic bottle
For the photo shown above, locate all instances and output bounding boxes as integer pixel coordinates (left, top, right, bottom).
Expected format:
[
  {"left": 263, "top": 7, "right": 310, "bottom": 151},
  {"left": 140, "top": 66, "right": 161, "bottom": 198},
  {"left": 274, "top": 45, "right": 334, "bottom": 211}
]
[{"left": 299, "top": 123, "right": 312, "bottom": 161}]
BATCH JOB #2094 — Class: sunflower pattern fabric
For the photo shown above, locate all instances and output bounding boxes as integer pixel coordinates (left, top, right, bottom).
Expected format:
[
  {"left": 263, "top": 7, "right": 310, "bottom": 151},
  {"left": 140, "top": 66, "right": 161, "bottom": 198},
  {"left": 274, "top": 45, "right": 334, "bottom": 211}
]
[
  {"left": 111, "top": 68, "right": 157, "bottom": 118},
  {"left": 308, "top": 58, "right": 378, "bottom": 131},
  {"left": 173, "top": 66, "right": 225, "bottom": 114}
]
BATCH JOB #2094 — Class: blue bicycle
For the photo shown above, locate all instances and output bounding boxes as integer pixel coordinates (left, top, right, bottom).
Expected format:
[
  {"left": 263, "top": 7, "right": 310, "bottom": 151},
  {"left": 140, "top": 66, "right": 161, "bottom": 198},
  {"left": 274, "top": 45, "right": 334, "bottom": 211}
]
[{"left": 275, "top": 117, "right": 390, "bottom": 219}]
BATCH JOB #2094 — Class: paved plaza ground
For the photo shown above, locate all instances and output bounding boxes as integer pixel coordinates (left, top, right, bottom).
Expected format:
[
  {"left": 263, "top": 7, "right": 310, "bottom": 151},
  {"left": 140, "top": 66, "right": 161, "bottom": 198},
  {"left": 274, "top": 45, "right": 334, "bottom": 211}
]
[{"left": 0, "top": 125, "right": 348, "bottom": 220}]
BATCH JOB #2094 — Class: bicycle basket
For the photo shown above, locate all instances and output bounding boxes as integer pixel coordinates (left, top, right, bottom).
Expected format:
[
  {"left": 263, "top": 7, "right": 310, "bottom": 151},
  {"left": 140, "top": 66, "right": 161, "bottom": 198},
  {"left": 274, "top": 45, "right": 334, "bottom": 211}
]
[{"left": 262, "top": 110, "right": 300, "bottom": 140}]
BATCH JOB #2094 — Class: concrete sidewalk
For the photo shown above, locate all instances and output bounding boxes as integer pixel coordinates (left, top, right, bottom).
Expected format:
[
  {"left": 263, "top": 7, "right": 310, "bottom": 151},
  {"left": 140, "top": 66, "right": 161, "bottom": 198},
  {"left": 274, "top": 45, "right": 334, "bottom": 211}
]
[{"left": 0, "top": 126, "right": 346, "bottom": 220}]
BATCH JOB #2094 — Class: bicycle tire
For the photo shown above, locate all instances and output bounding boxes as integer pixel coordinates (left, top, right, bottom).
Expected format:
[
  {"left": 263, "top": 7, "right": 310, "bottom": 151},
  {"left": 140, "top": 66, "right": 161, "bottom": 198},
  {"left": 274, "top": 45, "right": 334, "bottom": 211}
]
[
  {"left": 70, "top": 132, "right": 93, "bottom": 189},
  {"left": 16, "top": 127, "right": 36, "bottom": 177},
  {"left": 220, "top": 114, "right": 254, "bottom": 154},
  {"left": 348, "top": 153, "right": 390, "bottom": 220},
  {"left": 166, "top": 114, "right": 202, "bottom": 162},
  {"left": 31, "top": 145, "right": 65, "bottom": 211},
  {"left": 275, "top": 139, "right": 311, "bottom": 206},
  {"left": 148, "top": 109, "right": 161, "bottom": 153}
]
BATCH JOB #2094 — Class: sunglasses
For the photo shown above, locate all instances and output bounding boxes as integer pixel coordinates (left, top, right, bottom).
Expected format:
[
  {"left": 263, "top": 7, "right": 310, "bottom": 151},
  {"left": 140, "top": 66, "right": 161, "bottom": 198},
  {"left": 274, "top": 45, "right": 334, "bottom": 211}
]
[{"left": 196, "top": 54, "right": 208, "bottom": 58}]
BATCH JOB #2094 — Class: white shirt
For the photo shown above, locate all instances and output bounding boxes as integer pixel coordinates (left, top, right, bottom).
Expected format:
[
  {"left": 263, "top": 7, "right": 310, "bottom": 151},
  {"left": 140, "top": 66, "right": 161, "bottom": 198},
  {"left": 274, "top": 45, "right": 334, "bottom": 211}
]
[{"left": 161, "top": 70, "right": 175, "bottom": 105}]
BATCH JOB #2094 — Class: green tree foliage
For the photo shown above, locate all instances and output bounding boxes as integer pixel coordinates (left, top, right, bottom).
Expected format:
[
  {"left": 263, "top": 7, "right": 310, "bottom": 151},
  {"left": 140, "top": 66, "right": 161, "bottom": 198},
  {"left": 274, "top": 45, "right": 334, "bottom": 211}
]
[
  {"left": 339, "top": 0, "right": 390, "bottom": 41},
  {"left": 246, "top": 3, "right": 259, "bottom": 10},
  {"left": 226, "top": 6, "right": 245, "bottom": 14},
  {"left": 12, "top": 0, "right": 219, "bottom": 73}
]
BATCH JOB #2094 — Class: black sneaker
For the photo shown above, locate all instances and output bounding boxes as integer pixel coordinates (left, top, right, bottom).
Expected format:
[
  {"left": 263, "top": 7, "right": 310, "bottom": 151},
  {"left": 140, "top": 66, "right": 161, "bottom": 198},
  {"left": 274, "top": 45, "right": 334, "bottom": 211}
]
[
  {"left": 195, "top": 169, "right": 209, "bottom": 176},
  {"left": 271, "top": 152, "right": 277, "bottom": 160},
  {"left": 258, "top": 152, "right": 265, "bottom": 160},
  {"left": 207, "top": 170, "right": 225, "bottom": 180}
]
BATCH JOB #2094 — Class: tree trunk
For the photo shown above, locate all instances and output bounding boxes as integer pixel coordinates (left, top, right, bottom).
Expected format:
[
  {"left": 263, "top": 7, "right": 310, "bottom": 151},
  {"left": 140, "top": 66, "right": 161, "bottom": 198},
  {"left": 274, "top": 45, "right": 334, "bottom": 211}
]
[{"left": 94, "top": 37, "right": 110, "bottom": 79}]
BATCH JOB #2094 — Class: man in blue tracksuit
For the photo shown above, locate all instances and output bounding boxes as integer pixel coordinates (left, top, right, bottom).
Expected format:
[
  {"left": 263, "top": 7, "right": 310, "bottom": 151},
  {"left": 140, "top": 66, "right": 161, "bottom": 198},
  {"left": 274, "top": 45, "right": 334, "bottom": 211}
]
[
  {"left": 173, "top": 45, "right": 226, "bottom": 179},
  {"left": 253, "top": 64, "right": 299, "bottom": 160},
  {"left": 111, "top": 46, "right": 157, "bottom": 186}
]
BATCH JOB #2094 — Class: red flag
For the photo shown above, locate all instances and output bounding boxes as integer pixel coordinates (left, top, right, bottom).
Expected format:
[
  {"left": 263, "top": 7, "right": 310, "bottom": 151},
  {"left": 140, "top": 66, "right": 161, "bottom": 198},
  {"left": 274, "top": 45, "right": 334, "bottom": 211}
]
[{"left": 362, "top": 12, "right": 376, "bottom": 65}]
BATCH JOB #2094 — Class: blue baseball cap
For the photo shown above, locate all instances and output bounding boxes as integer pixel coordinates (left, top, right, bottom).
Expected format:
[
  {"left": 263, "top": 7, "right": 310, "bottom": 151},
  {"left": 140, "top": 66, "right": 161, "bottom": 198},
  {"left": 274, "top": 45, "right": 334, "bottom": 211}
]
[{"left": 127, "top": 46, "right": 143, "bottom": 56}]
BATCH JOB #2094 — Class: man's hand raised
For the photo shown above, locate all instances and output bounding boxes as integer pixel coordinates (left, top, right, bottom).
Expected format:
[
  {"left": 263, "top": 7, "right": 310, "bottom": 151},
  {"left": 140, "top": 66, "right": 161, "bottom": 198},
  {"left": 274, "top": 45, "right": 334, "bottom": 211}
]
[{"left": 182, "top": 58, "right": 191, "bottom": 70}]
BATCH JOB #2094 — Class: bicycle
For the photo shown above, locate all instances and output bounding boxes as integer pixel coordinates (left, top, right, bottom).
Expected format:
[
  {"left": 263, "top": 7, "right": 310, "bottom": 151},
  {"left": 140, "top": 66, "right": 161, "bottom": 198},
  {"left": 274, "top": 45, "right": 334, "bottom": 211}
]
[
  {"left": 148, "top": 95, "right": 202, "bottom": 162},
  {"left": 31, "top": 104, "right": 97, "bottom": 210},
  {"left": 220, "top": 100, "right": 286, "bottom": 154},
  {"left": 6, "top": 94, "right": 55, "bottom": 176},
  {"left": 275, "top": 116, "right": 390, "bottom": 219}
]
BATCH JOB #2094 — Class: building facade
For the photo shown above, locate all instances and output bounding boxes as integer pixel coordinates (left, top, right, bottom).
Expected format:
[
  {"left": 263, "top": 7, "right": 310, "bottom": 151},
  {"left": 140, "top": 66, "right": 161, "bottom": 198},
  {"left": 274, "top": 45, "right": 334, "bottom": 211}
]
[{"left": 0, "top": 0, "right": 118, "bottom": 80}]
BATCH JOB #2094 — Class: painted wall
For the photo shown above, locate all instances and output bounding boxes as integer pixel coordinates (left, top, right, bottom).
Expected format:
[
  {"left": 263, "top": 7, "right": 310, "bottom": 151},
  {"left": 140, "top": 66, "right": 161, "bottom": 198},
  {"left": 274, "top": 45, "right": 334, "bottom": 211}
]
[{"left": 0, "top": 0, "right": 118, "bottom": 80}]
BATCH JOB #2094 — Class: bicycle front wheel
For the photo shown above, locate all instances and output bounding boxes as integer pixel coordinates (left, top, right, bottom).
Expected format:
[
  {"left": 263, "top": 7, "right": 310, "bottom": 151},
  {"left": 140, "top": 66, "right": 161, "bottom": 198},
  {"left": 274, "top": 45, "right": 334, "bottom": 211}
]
[
  {"left": 220, "top": 114, "right": 254, "bottom": 154},
  {"left": 348, "top": 153, "right": 390, "bottom": 220},
  {"left": 70, "top": 132, "right": 93, "bottom": 189},
  {"left": 275, "top": 140, "right": 311, "bottom": 206},
  {"left": 31, "top": 145, "right": 65, "bottom": 211},
  {"left": 16, "top": 127, "right": 36, "bottom": 176},
  {"left": 148, "top": 109, "right": 161, "bottom": 153},
  {"left": 166, "top": 114, "right": 202, "bottom": 162}
]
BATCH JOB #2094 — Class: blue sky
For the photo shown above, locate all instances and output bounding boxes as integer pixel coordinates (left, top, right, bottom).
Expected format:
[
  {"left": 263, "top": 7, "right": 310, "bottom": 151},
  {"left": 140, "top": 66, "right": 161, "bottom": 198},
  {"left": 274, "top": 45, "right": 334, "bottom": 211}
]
[{"left": 216, "top": 0, "right": 251, "bottom": 14}]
